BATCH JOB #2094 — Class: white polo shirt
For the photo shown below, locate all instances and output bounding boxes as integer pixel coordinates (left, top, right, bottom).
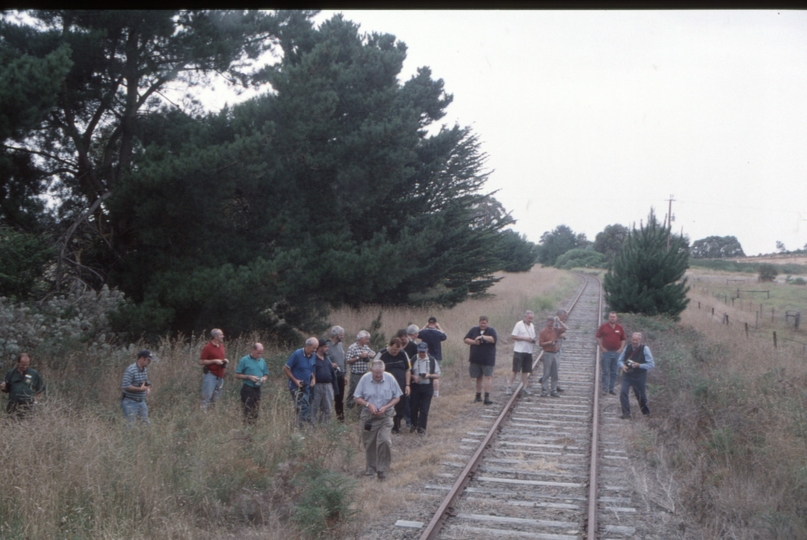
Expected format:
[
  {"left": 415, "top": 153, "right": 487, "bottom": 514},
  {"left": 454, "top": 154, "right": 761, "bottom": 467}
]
[{"left": 511, "top": 320, "right": 536, "bottom": 354}]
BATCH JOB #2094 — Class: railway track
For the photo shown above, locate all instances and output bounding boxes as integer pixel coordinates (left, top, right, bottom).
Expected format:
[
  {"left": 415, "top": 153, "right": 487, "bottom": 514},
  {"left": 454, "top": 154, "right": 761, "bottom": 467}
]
[{"left": 389, "top": 273, "right": 660, "bottom": 539}]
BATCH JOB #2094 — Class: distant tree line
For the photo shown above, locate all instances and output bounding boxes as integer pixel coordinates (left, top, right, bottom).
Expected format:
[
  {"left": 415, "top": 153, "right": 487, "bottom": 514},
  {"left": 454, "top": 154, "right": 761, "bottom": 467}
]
[{"left": 0, "top": 10, "right": 537, "bottom": 341}]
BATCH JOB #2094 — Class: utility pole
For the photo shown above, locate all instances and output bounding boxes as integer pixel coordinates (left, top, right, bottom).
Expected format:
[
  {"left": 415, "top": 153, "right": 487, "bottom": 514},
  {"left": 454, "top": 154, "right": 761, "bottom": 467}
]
[{"left": 665, "top": 194, "right": 675, "bottom": 250}]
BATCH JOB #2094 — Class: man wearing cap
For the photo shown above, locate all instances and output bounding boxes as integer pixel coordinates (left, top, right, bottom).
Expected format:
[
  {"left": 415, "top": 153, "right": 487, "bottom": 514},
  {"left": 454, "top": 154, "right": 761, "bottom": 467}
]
[
  {"left": 234, "top": 342, "right": 269, "bottom": 424},
  {"left": 199, "top": 328, "right": 229, "bottom": 411},
  {"left": 419, "top": 318, "right": 446, "bottom": 398},
  {"left": 1, "top": 352, "right": 46, "bottom": 418},
  {"left": 121, "top": 350, "right": 153, "bottom": 426},
  {"left": 283, "top": 337, "right": 318, "bottom": 426},
  {"left": 409, "top": 342, "right": 440, "bottom": 434}
]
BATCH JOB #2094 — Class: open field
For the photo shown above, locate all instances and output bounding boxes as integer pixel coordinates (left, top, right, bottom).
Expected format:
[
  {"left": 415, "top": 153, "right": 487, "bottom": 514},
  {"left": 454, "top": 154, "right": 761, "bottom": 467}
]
[
  {"left": 611, "top": 265, "right": 807, "bottom": 539},
  {"left": 0, "top": 266, "right": 577, "bottom": 539}
]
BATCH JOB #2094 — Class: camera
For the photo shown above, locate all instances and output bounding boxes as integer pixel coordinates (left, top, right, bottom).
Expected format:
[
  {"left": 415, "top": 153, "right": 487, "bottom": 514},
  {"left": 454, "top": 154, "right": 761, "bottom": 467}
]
[
  {"left": 364, "top": 421, "right": 372, "bottom": 431},
  {"left": 419, "top": 372, "right": 427, "bottom": 378}
]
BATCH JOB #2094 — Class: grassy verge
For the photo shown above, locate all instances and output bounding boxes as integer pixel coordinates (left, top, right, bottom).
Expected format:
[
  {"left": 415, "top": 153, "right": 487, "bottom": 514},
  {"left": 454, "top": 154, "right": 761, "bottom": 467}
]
[
  {"left": 618, "top": 304, "right": 807, "bottom": 539},
  {"left": 1, "top": 266, "right": 572, "bottom": 539}
]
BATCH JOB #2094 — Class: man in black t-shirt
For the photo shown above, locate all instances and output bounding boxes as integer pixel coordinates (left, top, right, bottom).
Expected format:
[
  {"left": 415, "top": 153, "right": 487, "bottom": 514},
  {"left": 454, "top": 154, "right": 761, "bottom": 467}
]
[{"left": 463, "top": 315, "right": 497, "bottom": 405}]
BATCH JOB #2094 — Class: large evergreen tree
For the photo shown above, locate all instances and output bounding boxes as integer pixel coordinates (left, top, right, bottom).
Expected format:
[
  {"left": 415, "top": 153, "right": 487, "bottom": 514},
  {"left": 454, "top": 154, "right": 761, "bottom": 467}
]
[
  {"left": 104, "top": 14, "right": 514, "bottom": 338},
  {"left": 603, "top": 209, "right": 690, "bottom": 319},
  {"left": 0, "top": 10, "right": 290, "bottom": 288}
]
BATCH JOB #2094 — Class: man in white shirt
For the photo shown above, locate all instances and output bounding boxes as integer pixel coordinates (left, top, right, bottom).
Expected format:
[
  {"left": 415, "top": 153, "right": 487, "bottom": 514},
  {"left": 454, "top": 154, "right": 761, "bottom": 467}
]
[
  {"left": 506, "top": 310, "right": 536, "bottom": 396},
  {"left": 353, "top": 359, "right": 402, "bottom": 480}
]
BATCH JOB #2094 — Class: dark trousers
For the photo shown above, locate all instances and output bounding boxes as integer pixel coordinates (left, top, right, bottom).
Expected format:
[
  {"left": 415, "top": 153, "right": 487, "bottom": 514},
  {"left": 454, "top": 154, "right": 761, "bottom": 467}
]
[
  {"left": 240, "top": 385, "right": 262, "bottom": 424},
  {"left": 620, "top": 369, "right": 650, "bottom": 416},
  {"left": 410, "top": 384, "right": 434, "bottom": 432},
  {"left": 334, "top": 375, "right": 346, "bottom": 422},
  {"left": 393, "top": 396, "right": 408, "bottom": 432}
]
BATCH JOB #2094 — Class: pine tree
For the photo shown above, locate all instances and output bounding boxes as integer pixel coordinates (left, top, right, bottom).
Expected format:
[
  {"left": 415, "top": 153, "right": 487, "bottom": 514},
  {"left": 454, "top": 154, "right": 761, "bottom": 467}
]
[{"left": 603, "top": 209, "right": 690, "bottom": 319}]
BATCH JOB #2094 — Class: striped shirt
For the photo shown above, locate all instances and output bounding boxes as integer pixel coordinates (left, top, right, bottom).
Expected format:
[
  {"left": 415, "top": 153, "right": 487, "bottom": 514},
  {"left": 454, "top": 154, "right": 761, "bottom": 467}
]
[
  {"left": 121, "top": 363, "right": 149, "bottom": 401},
  {"left": 346, "top": 342, "right": 375, "bottom": 375}
]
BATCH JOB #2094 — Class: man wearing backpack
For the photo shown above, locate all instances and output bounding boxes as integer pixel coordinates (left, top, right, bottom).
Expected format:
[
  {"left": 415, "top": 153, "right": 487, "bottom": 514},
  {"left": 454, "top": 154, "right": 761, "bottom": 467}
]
[{"left": 409, "top": 342, "right": 440, "bottom": 434}]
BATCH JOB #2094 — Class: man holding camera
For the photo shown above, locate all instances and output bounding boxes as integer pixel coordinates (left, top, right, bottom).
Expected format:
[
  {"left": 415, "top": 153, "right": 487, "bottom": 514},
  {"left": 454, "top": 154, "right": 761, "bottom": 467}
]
[
  {"left": 121, "top": 349, "right": 153, "bottom": 426},
  {"left": 409, "top": 342, "right": 440, "bottom": 434},
  {"left": 617, "top": 332, "right": 655, "bottom": 419},
  {"left": 539, "top": 317, "right": 561, "bottom": 397},
  {"left": 464, "top": 315, "right": 498, "bottom": 405},
  {"left": 199, "top": 328, "right": 229, "bottom": 411},
  {"left": 353, "top": 359, "right": 402, "bottom": 480},
  {"left": 507, "top": 310, "right": 536, "bottom": 396},
  {"left": 283, "top": 337, "right": 319, "bottom": 426},
  {"left": 234, "top": 342, "right": 269, "bottom": 424}
]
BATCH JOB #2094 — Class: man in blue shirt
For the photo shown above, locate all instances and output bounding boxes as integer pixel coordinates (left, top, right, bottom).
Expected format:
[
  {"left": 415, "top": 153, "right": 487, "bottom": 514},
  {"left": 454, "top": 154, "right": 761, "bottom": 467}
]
[
  {"left": 283, "top": 337, "right": 318, "bottom": 426},
  {"left": 234, "top": 343, "right": 269, "bottom": 425}
]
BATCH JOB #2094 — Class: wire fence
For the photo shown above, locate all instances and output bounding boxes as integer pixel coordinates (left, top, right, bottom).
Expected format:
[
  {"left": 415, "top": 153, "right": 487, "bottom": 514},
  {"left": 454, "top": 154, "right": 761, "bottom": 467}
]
[{"left": 691, "top": 287, "right": 807, "bottom": 355}]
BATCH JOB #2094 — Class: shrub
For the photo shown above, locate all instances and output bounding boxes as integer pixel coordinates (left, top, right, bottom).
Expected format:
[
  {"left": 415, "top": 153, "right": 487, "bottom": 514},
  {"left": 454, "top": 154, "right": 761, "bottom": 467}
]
[
  {"left": 554, "top": 248, "right": 606, "bottom": 269},
  {"left": 758, "top": 263, "right": 779, "bottom": 282},
  {"left": 292, "top": 466, "right": 356, "bottom": 538}
]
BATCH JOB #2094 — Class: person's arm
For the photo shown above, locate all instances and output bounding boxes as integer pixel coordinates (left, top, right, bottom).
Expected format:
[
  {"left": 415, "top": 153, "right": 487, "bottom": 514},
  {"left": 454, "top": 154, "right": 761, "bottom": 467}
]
[
  {"left": 464, "top": 336, "right": 478, "bottom": 345},
  {"left": 617, "top": 348, "right": 627, "bottom": 371},
  {"left": 404, "top": 369, "right": 411, "bottom": 396},
  {"left": 310, "top": 371, "right": 316, "bottom": 387},
  {"left": 640, "top": 347, "right": 654, "bottom": 369},
  {"left": 282, "top": 364, "right": 303, "bottom": 388},
  {"left": 538, "top": 330, "right": 553, "bottom": 348}
]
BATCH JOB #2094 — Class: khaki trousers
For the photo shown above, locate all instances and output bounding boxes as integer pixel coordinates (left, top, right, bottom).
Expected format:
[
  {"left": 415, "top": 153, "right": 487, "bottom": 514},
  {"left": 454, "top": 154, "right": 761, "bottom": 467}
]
[{"left": 360, "top": 407, "right": 395, "bottom": 473}]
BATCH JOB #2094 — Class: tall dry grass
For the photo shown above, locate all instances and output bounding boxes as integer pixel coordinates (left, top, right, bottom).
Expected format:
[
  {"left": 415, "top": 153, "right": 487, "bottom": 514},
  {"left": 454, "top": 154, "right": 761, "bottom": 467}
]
[
  {"left": 0, "top": 266, "right": 575, "bottom": 539},
  {"left": 626, "top": 295, "right": 807, "bottom": 539}
]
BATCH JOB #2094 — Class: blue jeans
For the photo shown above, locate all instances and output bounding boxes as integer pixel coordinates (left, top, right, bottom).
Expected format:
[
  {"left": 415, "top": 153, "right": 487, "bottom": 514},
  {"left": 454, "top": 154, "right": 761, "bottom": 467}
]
[
  {"left": 620, "top": 369, "right": 650, "bottom": 416},
  {"left": 289, "top": 385, "right": 311, "bottom": 426},
  {"left": 200, "top": 372, "right": 224, "bottom": 410},
  {"left": 122, "top": 397, "right": 149, "bottom": 426},
  {"left": 601, "top": 351, "right": 620, "bottom": 392}
]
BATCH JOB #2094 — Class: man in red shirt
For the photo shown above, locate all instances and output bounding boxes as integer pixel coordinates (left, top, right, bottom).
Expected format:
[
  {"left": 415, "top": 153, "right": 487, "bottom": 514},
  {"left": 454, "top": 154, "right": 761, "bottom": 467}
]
[
  {"left": 596, "top": 312, "right": 626, "bottom": 395},
  {"left": 200, "top": 328, "right": 229, "bottom": 410}
]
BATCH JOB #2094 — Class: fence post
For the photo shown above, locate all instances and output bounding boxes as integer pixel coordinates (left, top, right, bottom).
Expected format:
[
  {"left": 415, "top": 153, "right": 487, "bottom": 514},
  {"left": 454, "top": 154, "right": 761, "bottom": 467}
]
[
  {"left": 755, "top": 311, "right": 759, "bottom": 329},
  {"left": 773, "top": 331, "right": 777, "bottom": 349},
  {"left": 797, "top": 313, "right": 801, "bottom": 330},
  {"left": 711, "top": 307, "right": 715, "bottom": 316},
  {"left": 772, "top": 307, "right": 775, "bottom": 323},
  {"left": 698, "top": 301, "right": 701, "bottom": 309},
  {"left": 745, "top": 322, "right": 749, "bottom": 337}
]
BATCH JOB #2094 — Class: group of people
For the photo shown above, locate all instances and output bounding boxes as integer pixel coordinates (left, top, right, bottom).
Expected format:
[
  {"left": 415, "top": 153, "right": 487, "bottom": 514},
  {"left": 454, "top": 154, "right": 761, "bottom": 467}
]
[{"left": 4, "top": 308, "right": 654, "bottom": 481}]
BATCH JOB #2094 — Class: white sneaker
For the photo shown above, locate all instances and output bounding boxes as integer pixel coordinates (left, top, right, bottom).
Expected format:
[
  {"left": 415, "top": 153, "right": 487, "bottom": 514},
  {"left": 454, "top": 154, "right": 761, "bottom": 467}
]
[
  {"left": 433, "top": 391, "right": 439, "bottom": 397},
  {"left": 505, "top": 386, "right": 513, "bottom": 395},
  {"left": 521, "top": 388, "right": 532, "bottom": 397}
]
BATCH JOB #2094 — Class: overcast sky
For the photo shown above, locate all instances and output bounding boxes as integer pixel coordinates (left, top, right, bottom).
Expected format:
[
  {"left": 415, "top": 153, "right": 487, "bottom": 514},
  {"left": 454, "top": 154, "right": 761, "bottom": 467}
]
[{"left": 212, "top": 10, "right": 807, "bottom": 256}]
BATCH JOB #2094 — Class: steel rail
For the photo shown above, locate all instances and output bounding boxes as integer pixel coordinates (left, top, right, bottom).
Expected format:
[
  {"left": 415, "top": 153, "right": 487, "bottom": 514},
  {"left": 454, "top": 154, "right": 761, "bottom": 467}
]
[
  {"left": 417, "top": 273, "right": 591, "bottom": 540},
  {"left": 586, "top": 274, "right": 604, "bottom": 539}
]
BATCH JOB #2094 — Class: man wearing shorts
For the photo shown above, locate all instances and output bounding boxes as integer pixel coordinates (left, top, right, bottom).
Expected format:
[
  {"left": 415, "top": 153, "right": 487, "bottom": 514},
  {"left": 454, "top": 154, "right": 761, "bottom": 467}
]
[
  {"left": 507, "top": 310, "right": 536, "bottom": 396},
  {"left": 464, "top": 315, "right": 497, "bottom": 405}
]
